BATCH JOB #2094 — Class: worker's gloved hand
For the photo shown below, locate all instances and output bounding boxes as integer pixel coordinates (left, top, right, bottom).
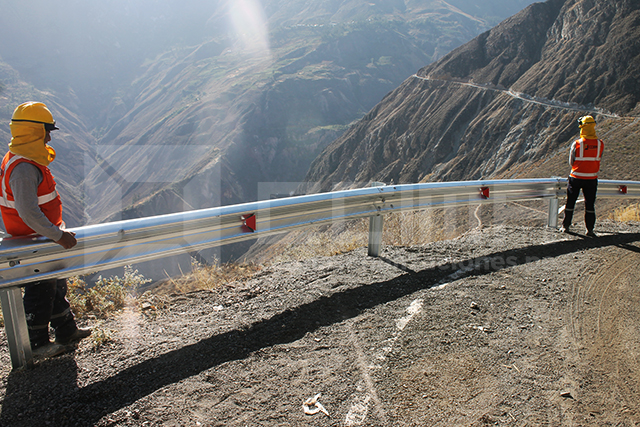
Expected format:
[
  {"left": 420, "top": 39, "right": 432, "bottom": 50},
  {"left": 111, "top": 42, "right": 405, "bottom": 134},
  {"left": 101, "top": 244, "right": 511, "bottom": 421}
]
[{"left": 55, "top": 231, "right": 77, "bottom": 249}]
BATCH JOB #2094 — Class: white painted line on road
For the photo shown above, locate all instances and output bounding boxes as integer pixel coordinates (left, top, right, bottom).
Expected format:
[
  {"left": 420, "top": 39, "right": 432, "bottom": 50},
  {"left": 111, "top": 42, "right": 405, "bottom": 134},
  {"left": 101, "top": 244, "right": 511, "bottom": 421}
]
[
  {"left": 344, "top": 298, "right": 424, "bottom": 425},
  {"left": 396, "top": 299, "right": 424, "bottom": 330},
  {"left": 344, "top": 395, "right": 371, "bottom": 426}
]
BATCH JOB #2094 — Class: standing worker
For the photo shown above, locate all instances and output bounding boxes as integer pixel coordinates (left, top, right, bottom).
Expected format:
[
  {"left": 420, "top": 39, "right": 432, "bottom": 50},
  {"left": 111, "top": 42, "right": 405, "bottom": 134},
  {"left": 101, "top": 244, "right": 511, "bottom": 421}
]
[
  {"left": 1, "top": 101, "right": 90, "bottom": 358},
  {"left": 560, "top": 115, "right": 604, "bottom": 236}
]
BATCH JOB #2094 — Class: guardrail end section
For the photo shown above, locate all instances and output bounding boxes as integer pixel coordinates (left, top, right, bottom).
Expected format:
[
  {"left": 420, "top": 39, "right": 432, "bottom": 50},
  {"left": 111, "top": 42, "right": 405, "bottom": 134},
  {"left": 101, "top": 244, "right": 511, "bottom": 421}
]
[{"left": 0, "top": 287, "right": 34, "bottom": 370}]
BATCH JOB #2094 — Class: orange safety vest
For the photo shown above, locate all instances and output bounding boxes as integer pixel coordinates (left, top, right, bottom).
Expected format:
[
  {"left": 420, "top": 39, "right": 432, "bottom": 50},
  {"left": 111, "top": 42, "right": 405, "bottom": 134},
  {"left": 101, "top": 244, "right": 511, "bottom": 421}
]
[
  {"left": 570, "top": 138, "right": 603, "bottom": 179},
  {"left": 0, "top": 152, "right": 63, "bottom": 236}
]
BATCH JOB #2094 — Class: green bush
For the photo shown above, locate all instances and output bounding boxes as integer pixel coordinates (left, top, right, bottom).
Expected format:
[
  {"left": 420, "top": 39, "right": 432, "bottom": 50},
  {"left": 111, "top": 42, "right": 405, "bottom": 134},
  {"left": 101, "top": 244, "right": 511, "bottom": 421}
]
[{"left": 68, "top": 265, "right": 151, "bottom": 318}]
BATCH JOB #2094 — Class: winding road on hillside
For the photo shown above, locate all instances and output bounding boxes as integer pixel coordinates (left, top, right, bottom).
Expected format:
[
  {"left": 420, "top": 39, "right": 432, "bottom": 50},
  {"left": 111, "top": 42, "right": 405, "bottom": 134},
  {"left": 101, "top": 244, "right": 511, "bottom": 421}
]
[{"left": 412, "top": 74, "right": 621, "bottom": 119}]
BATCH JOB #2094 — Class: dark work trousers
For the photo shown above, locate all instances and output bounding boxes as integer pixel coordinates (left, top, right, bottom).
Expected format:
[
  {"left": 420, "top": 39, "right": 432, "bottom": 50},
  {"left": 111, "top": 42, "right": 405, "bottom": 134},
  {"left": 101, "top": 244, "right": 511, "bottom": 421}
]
[
  {"left": 563, "top": 177, "right": 598, "bottom": 231},
  {"left": 23, "top": 278, "right": 77, "bottom": 348}
]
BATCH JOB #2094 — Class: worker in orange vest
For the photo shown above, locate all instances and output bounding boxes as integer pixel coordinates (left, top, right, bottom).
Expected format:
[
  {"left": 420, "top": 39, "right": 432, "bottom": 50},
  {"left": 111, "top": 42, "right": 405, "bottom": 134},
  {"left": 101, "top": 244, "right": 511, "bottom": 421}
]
[
  {"left": 560, "top": 115, "right": 604, "bottom": 236},
  {"left": 1, "top": 102, "right": 90, "bottom": 358}
]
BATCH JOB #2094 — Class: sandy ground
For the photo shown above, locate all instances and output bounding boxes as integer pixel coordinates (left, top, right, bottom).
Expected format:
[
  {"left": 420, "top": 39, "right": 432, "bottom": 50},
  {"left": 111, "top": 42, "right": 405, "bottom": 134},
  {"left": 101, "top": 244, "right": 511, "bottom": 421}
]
[{"left": 1, "top": 222, "right": 640, "bottom": 426}]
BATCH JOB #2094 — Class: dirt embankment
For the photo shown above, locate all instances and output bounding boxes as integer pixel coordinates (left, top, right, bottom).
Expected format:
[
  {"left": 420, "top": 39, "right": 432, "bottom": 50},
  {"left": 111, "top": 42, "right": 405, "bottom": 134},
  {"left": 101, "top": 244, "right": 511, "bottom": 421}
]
[{"left": 1, "top": 222, "right": 640, "bottom": 426}]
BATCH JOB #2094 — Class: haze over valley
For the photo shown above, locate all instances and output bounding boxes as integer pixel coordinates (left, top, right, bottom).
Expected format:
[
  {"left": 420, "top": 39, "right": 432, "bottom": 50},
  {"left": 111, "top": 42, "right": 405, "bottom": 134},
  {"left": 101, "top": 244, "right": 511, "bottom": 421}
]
[{"left": 0, "top": 0, "right": 537, "bottom": 228}]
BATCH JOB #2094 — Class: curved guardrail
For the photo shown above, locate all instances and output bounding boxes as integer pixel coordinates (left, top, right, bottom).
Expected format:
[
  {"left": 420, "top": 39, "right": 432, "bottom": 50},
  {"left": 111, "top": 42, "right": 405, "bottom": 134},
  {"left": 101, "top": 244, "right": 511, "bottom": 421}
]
[
  {"left": 1, "top": 177, "right": 639, "bottom": 368},
  {"left": 0, "top": 178, "right": 559, "bottom": 288}
]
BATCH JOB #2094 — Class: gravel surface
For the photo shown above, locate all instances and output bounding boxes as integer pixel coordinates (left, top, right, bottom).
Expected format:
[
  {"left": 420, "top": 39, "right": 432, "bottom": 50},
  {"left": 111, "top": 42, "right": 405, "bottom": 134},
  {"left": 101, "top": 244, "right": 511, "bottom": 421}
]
[{"left": 1, "top": 222, "right": 640, "bottom": 426}]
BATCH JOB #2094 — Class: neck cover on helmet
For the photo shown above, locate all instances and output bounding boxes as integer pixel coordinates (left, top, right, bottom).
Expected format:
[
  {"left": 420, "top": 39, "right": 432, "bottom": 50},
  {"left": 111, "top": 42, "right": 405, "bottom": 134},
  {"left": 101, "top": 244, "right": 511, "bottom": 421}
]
[
  {"left": 578, "top": 116, "right": 597, "bottom": 139},
  {"left": 579, "top": 122, "right": 597, "bottom": 139},
  {"left": 9, "top": 121, "right": 56, "bottom": 166}
]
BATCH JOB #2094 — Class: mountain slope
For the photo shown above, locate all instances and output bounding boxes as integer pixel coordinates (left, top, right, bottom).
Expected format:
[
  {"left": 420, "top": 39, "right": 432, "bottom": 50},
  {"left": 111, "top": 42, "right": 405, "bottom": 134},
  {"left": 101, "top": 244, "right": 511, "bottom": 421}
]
[
  {"left": 426, "top": 0, "right": 640, "bottom": 114},
  {"left": 301, "top": 0, "right": 640, "bottom": 194}
]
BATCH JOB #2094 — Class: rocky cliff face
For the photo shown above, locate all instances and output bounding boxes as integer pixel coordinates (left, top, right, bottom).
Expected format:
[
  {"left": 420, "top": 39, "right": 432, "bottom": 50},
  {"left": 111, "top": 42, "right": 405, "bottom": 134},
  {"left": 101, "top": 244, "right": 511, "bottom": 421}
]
[{"left": 301, "top": 0, "right": 640, "bottom": 193}]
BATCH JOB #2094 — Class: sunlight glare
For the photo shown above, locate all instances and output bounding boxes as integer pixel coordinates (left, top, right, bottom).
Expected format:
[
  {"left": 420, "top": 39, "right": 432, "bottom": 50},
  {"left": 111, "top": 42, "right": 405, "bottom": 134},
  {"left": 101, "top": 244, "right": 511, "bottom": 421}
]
[
  {"left": 119, "top": 297, "right": 141, "bottom": 351},
  {"left": 229, "top": 0, "right": 271, "bottom": 58}
]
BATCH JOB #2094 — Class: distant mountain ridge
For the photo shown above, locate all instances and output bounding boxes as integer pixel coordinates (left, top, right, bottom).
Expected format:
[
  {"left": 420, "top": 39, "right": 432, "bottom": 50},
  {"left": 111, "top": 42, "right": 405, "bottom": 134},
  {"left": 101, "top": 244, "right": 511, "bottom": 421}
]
[
  {"left": 301, "top": 0, "right": 640, "bottom": 193},
  {"left": 425, "top": 0, "right": 640, "bottom": 114}
]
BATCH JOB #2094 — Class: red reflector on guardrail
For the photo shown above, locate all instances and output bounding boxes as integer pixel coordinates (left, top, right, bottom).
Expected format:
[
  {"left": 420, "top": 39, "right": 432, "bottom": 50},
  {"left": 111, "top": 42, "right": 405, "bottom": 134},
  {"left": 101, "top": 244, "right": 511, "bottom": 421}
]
[
  {"left": 241, "top": 214, "right": 256, "bottom": 232},
  {"left": 480, "top": 187, "right": 490, "bottom": 199},
  {"left": 619, "top": 185, "right": 628, "bottom": 194}
]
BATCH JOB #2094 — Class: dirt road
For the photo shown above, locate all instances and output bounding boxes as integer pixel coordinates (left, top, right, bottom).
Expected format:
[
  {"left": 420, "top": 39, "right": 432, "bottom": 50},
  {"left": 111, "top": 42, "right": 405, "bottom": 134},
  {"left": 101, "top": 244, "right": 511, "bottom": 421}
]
[
  {"left": 412, "top": 74, "right": 622, "bottom": 119},
  {"left": 1, "top": 222, "right": 639, "bottom": 426}
]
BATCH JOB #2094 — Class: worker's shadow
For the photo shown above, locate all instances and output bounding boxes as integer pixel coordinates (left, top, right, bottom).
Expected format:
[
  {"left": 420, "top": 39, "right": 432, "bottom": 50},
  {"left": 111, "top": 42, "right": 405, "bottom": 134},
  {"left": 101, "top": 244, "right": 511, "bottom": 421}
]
[{"left": 0, "top": 351, "right": 79, "bottom": 427}]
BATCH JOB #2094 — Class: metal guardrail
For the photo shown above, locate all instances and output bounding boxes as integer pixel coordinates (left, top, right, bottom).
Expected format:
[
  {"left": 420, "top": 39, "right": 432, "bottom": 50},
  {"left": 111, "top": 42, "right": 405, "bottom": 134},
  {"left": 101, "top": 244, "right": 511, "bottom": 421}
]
[
  {"left": 1, "top": 177, "right": 639, "bottom": 369},
  {"left": 0, "top": 178, "right": 562, "bottom": 289}
]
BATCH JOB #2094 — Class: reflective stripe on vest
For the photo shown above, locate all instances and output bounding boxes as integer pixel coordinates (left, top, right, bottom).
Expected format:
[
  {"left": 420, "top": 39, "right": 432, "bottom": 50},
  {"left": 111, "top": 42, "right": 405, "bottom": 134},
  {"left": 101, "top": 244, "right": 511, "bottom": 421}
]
[
  {"left": 571, "top": 171, "right": 599, "bottom": 178},
  {"left": 0, "top": 190, "right": 59, "bottom": 208},
  {"left": 0, "top": 152, "right": 63, "bottom": 236},
  {"left": 0, "top": 154, "right": 23, "bottom": 207},
  {"left": 0, "top": 155, "right": 59, "bottom": 208},
  {"left": 571, "top": 138, "right": 603, "bottom": 179}
]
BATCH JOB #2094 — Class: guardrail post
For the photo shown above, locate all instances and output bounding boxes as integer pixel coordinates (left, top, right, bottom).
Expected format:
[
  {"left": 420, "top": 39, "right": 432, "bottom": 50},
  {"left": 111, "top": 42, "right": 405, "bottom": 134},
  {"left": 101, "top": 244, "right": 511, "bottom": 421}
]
[
  {"left": 548, "top": 197, "right": 559, "bottom": 228},
  {"left": 548, "top": 178, "right": 561, "bottom": 229},
  {"left": 368, "top": 182, "right": 385, "bottom": 257},
  {"left": 368, "top": 214, "right": 384, "bottom": 257},
  {"left": 0, "top": 287, "right": 33, "bottom": 370}
]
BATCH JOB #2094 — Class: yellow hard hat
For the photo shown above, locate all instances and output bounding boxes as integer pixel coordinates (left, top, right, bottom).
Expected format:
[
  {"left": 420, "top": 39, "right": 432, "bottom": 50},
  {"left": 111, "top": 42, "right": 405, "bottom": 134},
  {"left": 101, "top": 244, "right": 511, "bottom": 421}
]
[
  {"left": 11, "top": 101, "right": 59, "bottom": 131},
  {"left": 577, "top": 115, "right": 596, "bottom": 128}
]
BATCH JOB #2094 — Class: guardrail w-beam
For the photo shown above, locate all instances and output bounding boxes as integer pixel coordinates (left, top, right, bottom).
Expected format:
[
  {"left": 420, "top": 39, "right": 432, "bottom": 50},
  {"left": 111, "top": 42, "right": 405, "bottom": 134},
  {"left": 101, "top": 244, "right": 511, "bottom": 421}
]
[{"left": 2, "top": 178, "right": 639, "bottom": 369}]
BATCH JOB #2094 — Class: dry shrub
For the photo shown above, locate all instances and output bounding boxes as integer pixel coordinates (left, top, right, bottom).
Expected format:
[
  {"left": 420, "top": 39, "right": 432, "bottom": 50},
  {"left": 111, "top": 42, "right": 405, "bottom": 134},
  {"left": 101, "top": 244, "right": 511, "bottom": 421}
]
[
  {"left": 611, "top": 203, "right": 640, "bottom": 222},
  {"left": 383, "top": 210, "right": 453, "bottom": 245},
  {"left": 267, "top": 219, "right": 368, "bottom": 263},
  {"left": 0, "top": 267, "right": 149, "bottom": 326},
  {"left": 153, "top": 258, "right": 261, "bottom": 295},
  {"left": 267, "top": 209, "right": 466, "bottom": 263},
  {"left": 87, "top": 325, "right": 117, "bottom": 350}
]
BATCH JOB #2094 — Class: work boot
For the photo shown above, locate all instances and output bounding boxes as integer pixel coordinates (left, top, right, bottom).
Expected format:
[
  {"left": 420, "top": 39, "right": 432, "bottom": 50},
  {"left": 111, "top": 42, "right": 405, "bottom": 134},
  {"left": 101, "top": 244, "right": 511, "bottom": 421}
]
[
  {"left": 32, "top": 342, "right": 66, "bottom": 359},
  {"left": 55, "top": 327, "right": 92, "bottom": 345}
]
